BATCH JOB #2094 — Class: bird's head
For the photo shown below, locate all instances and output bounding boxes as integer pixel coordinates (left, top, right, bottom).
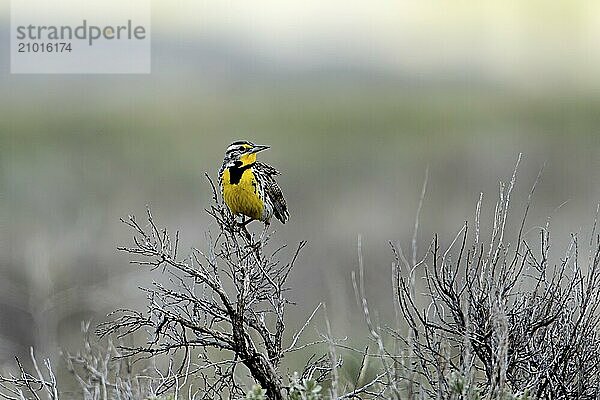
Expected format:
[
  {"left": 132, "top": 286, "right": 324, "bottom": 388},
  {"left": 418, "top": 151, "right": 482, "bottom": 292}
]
[{"left": 223, "top": 140, "right": 270, "bottom": 168}]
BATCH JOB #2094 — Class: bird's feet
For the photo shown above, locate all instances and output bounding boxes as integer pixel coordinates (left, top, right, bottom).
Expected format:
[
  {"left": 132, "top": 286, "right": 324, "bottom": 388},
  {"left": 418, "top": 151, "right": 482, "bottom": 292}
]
[
  {"left": 237, "top": 218, "right": 252, "bottom": 241},
  {"left": 239, "top": 217, "right": 253, "bottom": 228},
  {"left": 235, "top": 217, "right": 269, "bottom": 250}
]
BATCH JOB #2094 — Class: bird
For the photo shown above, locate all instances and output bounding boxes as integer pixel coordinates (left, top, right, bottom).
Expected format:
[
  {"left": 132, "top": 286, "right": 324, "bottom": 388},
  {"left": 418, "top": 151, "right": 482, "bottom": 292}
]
[{"left": 219, "top": 140, "right": 289, "bottom": 227}]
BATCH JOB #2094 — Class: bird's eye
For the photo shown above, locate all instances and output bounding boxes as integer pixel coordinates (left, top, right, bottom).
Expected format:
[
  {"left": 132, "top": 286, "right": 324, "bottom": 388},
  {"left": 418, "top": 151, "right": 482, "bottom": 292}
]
[{"left": 238, "top": 146, "right": 246, "bottom": 152}]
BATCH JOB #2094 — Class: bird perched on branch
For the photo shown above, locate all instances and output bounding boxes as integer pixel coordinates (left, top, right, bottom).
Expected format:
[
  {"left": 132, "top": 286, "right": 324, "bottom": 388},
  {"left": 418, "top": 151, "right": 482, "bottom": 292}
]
[{"left": 219, "top": 140, "right": 288, "bottom": 227}]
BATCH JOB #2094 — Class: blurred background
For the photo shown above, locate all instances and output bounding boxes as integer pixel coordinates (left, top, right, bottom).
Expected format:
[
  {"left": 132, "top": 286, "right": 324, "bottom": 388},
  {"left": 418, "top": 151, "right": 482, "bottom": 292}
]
[{"left": 2, "top": 0, "right": 600, "bottom": 373}]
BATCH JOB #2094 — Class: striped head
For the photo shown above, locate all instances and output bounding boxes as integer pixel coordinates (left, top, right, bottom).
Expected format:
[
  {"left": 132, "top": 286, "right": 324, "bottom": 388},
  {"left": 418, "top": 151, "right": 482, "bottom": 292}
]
[{"left": 222, "top": 140, "right": 270, "bottom": 168}]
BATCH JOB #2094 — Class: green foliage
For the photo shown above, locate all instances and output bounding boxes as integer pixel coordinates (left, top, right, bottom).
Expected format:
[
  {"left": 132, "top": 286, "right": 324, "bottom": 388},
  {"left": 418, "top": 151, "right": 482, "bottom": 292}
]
[
  {"left": 448, "top": 371, "right": 480, "bottom": 400},
  {"left": 288, "top": 372, "right": 323, "bottom": 400},
  {"left": 246, "top": 372, "right": 323, "bottom": 400},
  {"left": 245, "top": 384, "right": 267, "bottom": 400},
  {"left": 245, "top": 373, "right": 323, "bottom": 400}
]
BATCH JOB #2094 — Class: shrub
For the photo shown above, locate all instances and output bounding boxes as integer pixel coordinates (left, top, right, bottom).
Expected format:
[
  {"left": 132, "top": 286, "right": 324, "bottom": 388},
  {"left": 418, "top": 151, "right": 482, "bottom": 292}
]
[{"left": 2, "top": 160, "right": 599, "bottom": 399}]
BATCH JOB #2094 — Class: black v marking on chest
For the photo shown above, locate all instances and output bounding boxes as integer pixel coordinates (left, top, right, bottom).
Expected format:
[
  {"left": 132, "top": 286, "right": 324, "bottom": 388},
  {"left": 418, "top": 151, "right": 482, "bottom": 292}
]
[{"left": 228, "top": 162, "right": 255, "bottom": 185}]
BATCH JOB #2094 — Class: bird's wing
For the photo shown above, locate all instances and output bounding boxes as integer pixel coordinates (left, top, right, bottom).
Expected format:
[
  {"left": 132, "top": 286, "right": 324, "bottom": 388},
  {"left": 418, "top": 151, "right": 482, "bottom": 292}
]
[
  {"left": 257, "top": 162, "right": 289, "bottom": 223},
  {"left": 255, "top": 162, "right": 279, "bottom": 176},
  {"left": 266, "top": 178, "right": 289, "bottom": 223}
]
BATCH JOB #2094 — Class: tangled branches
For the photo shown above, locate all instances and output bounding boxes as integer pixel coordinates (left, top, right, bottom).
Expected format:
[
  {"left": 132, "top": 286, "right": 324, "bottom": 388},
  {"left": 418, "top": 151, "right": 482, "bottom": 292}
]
[
  {"left": 96, "top": 179, "right": 306, "bottom": 399},
  {"left": 2, "top": 161, "right": 599, "bottom": 400},
  {"left": 392, "top": 158, "right": 600, "bottom": 399}
]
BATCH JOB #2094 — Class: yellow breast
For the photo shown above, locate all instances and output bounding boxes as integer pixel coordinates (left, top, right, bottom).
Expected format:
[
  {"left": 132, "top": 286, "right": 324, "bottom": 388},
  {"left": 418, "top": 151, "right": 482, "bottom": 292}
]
[{"left": 222, "top": 168, "right": 264, "bottom": 220}]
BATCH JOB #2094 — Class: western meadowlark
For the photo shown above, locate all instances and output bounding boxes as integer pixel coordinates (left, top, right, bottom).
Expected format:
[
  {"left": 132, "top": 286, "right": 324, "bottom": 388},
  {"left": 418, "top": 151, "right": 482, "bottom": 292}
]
[{"left": 219, "top": 140, "right": 289, "bottom": 227}]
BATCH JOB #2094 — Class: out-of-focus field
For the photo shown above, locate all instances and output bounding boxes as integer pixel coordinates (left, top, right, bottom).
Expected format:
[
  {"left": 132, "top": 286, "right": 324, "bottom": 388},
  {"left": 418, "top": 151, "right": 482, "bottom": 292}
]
[
  {"left": 2, "top": 1, "right": 600, "bottom": 375},
  {"left": 3, "top": 85, "right": 600, "bottom": 361}
]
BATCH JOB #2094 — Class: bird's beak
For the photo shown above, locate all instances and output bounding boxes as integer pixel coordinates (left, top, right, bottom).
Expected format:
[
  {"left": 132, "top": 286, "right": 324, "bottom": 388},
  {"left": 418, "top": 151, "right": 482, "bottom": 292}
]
[{"left": 250, "top": 145, "right": 270, "bottom": 154}]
